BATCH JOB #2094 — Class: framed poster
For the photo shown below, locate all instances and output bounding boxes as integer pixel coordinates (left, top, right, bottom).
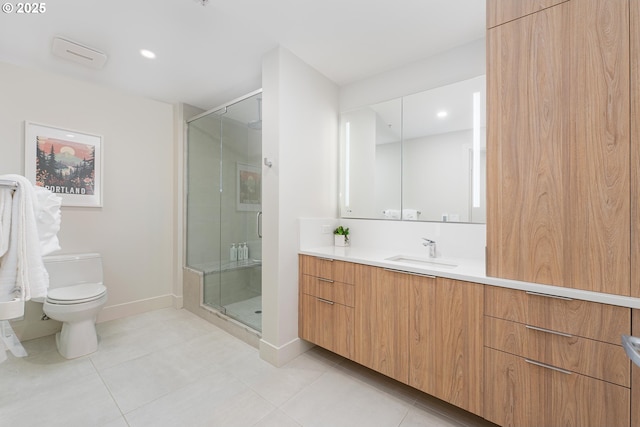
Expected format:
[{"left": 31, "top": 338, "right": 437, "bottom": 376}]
[
  {"left": 236, "top": 162, "right": 261, "bottom": 211},
  {"left": 25, "top": 121, "right": 103, "bottom": 207}
]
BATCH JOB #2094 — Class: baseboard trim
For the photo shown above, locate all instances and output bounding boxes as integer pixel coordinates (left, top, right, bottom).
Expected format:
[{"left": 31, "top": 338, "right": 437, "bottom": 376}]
[
  {"left": 259, "top": 337, "right": 314, "bottom": 367},
  {"left": 97, "top": 294, "right": 175, "bottom": 323}
]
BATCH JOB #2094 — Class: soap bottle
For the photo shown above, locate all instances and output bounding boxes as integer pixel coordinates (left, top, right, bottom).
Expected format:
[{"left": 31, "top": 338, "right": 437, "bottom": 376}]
[
  {"left": 243, "top": 242, "right": 249, "bottom": 260},
  {"left": 238, "top": 243, "right": 245, "bottom": 261},
  {"left": 230, "top": 244, "right": 237, "bottom": 262}
]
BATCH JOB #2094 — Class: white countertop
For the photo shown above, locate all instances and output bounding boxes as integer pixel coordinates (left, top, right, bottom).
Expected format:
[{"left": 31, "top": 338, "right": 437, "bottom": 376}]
[{"left": 300, "top": 246, "right": 640, "bottom": 309}]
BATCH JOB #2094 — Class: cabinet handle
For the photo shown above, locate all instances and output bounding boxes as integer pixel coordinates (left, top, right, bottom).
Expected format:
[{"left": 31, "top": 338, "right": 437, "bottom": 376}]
[
  {"left": 317, "top": 278, "right": 334, "bottom": 283},
  {"left": 316, "top": 297, "right": 334, "bottom": 305},
  {"left": 383, "top": 268, "right": 436, "bottom": 279},
  {"left": 525, "top": 291, "right": 573, "bottom": 301},
  {"left": 316, "top": 257, "right": 334, "bottom": 262},
  {"left": 525, "top": 358, "right": 572, "bottom": 375},
  {"left": 525, "top": 324, "right": 573, "bottom": 338}
]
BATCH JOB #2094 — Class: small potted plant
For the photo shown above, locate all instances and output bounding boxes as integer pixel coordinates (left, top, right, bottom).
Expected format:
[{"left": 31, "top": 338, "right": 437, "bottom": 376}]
[{"left": 333, "top": 225, "right": 350, "bottom": 247}]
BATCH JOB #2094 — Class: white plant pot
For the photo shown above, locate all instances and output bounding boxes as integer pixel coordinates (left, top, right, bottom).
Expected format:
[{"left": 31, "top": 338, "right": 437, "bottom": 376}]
[{"left": 334, "top": 235, "right": 349, "bottom": 247}]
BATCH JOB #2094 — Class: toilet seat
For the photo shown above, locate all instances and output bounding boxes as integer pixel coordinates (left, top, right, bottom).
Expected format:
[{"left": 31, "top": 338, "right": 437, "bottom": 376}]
[{"left": 46, "top": 283, "right": 107, "bottom": 305}]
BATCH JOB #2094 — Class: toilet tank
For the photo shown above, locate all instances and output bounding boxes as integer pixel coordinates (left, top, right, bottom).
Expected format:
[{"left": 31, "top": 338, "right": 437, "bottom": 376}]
[{"left": 43, "top": 253, "right": 103, "bottom": 289}]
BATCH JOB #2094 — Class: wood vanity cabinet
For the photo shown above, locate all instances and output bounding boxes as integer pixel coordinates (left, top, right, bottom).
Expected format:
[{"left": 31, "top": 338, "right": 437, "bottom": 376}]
[
  {"left": 484, "top": 286, "right": 631, "bottom": 427},
  {"left": 354, "top": 266, "right": 409, "bottom": 383},
  {"left": 298, "top": 255, "right": 355, "bottom": 359},
  {"left": 408, "top": 276, "right": 484, "bottom": 417},
  {"left": 486, "top": 0, "right": 631, "bottom": 296}
]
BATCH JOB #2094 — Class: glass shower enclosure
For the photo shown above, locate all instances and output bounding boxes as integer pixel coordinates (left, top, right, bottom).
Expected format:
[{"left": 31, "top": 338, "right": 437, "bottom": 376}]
[{"left": 186, "top": 90, "right": 262, "bottom": 332}]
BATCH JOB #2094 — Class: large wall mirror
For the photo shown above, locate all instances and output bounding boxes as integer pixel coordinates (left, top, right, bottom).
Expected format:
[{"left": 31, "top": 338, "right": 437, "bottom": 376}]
[{"left": 339, "top": 75, "right": 486, "bottom": 223}]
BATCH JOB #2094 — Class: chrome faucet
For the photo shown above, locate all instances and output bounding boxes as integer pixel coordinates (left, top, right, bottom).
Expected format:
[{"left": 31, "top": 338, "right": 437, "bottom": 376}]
[{"left": 422, "top": 238, "right": 436, "bottom": 258}]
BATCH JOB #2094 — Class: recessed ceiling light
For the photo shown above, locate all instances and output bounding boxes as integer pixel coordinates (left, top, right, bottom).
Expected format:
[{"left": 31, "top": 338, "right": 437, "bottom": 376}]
[
  {"left": 437, "top": 111, "right": 448, "bottom": 118},
  {"left": 140, "top": 49, "right": 156, "bottom": 59},
  {"left": 65, "top": 134, "right": 75, "bottom": 138}
]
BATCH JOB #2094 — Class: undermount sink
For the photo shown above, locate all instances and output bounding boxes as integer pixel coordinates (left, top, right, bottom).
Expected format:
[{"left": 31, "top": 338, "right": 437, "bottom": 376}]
[{"left": 385, "top": 255, "right": 458, "bottom": 269}]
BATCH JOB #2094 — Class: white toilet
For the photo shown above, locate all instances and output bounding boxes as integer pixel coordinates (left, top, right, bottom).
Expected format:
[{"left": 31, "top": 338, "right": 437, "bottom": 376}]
[{"left": 39, "top": 253, "right": 108, "bottom": 359}]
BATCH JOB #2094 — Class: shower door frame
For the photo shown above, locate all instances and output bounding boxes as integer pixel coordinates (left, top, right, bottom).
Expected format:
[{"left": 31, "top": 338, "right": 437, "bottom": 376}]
[{"left": 185, "top": 88, "right": 263, "bottom": 324}]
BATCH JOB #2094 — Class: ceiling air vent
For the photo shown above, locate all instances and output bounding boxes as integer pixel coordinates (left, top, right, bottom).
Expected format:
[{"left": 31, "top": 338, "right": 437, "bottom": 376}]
[{"left": 51, "top": 37, "right": 107, "bottom": 69}]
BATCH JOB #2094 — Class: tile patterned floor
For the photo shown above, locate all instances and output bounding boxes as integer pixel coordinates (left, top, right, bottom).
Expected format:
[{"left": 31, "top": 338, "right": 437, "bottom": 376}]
[{"left": 0, "top": 308, "right": 496, "bottom": 427}]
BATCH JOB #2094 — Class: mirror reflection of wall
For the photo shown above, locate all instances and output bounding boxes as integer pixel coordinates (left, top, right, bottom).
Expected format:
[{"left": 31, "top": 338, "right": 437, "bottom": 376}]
[{"left": 339, "top": 75, "right": 486, "bottom": 224}]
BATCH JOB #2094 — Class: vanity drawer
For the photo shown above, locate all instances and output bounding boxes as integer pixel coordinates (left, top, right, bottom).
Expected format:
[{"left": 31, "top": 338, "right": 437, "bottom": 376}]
[
  {"left": 485, "top": 316, "right": 630, "bottom": 387},
  {"left": 484, "top": 286, "right": 630, "bottom": 344},
  {"left": 299, "top": 255, "right": 355, "bottom": 284},
  {"left": 299, "top": 293, "right": 354, "bottom": 359},
  {"left": 484, "top": 347, "right": 630, "bottom": 427},
  {"left": 300, "top": 274, "right": 355, "bottom": 307}
]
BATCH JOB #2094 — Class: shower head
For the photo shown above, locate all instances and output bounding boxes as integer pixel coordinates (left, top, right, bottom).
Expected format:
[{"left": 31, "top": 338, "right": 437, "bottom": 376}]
[{"left": 248, "top": 97, "right": 262, "bottom": 130}]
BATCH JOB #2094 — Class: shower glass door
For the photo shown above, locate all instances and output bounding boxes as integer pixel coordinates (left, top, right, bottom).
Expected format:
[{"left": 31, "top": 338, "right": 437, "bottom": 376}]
[{"left": 186, "top": 91, "right": 262, "bottom": 332}]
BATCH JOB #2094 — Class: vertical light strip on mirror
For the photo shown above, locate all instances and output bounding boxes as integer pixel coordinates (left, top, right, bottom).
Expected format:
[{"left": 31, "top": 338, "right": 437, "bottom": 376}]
[
  {"left": 345, "top": 121, "right": 351, "bottom": 207},
  {"left": 472, "top": 91, "right": 481, "bottom": 208}
]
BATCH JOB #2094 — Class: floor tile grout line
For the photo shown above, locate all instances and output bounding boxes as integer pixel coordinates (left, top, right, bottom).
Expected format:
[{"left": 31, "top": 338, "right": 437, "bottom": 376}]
[{"left": 90, "top": 357, "right": 131, "bottom": 426}]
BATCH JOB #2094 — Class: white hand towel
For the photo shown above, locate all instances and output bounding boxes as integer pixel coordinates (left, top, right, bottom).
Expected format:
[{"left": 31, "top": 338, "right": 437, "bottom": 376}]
[
  {"left": 382, "top": 209, "right": 401, "bottom": 219},
  {"left": 0, "top": 187, "right": 12, "bottom": 257},
  {"left": 0, "top": 175, "right": 49, "bottom": 301},
  {"left": 34, "top": 186, "right": 62, "bottom": 256},
  {"left": 402, "top": 209, "right": 419, "bottom": 220}
]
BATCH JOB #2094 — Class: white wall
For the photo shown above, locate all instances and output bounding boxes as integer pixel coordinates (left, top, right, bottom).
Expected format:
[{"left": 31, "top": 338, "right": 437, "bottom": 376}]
[
  {"left": 261, "top": 47, "right": 339, "bottom": 365},
  {"left": 0, "top": 61, "right": 176, "bottom": 339},
  {"left": 340, "top": 38, "right": 486, "bottom": 111}
]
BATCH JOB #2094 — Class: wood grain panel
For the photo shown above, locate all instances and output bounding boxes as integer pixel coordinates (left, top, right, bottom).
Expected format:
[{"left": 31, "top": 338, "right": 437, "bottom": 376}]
[
  {"left": 485, "top": 316, "right": 630, "bottom": 386},
  {"left": 485, "top": 348, "right": 630, "bottom": 427},
  {"left": 484, "top": 286, "right": 630, "bottom": 344},
  {"left": 484, "top": 348, "right": 535, "bottom": 427},
  {"left": 632, "top": 0, "right": 640, "bottom": 299},
  {"left": 567, "top": 0, "right": 630, "bottom": 296},
  {"left": 486, "top": 4, "right": 567, "bottom": 285},
  {"left": 633, "top": 309, "right": 640, "bottom": 427},
  {"left": 299, "top": 294, "right": 354, "bottom": 359},
  {"left": 487, "top": 0, "right": 630, "bottom": 295},
  {"left": 355, "top": 266, "right": 409, "bottom": 384},
  {"left": 300, "top": 275, "right": 355, "bottom": 307},
  {"left": 487, "top": 0, "right": 568, "bottom": 28},
  {"left": 299, "top": 255, "right": 355, "bottom": 284},
  {"left": 548, "top": 360, "right": 630, "bottom": 427},
  {"left": 409, "top": 277, "right": 483, "bottom": 417}
]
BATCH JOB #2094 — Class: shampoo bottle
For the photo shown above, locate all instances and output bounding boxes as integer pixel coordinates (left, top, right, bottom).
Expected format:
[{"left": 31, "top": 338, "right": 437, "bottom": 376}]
[
  {"left": 230, "top": 244, "right": 237, "bottom": 262},
  {"left": 243, "top": 242, "right": 249, "bottom": 260}
]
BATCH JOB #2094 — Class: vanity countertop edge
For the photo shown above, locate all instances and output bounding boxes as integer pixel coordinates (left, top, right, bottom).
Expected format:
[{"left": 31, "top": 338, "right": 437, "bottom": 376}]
[{"left": 299, "top": 246, "right": 640, "bottom": 310}]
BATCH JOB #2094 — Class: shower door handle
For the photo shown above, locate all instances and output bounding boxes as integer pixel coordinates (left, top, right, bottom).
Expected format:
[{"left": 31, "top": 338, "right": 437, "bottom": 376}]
[{"left": 257, "top": 211, "right": 262, "bottom": 238}]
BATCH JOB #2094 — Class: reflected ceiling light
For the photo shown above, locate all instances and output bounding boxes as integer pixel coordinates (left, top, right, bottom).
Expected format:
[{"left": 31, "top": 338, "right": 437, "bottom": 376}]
[
  {"left": 437, "top": 111, "right": 448, "bottom": 118},
  {"left": 140, "top": 49, "right": 156, "bottom": 59}
]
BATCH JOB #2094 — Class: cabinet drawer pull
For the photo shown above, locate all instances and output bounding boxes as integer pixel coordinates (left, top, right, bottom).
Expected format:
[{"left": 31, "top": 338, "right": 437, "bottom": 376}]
[
  {"left": 525, "top": 324, "right": 573, "bottom": 338},
  {"left": 525, "top": 291, "right": 573, "bottom": 301},
  {"left": 383, "top": 268, "right": 436, "bottom": 279},
  {"left": 316, "top": 297, "right": 335, "bottom": 305},
  {"left": 525, "top": 358, "right": 572, "bottom": 375},
  {"left": 317, "top": 278, "right": 334, "bottom": 283},
  {"left": 316, "top": 257, "right": 334, "bottom": 262}
]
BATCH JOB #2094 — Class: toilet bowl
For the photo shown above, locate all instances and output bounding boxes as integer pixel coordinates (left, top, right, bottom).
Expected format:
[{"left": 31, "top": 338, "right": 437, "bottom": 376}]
[{"left": 40, "top": 253, "right": 107, "bottom": 359}]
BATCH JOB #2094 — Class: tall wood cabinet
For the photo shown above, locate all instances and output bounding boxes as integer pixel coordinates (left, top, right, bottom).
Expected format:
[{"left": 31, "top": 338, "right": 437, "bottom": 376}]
[{"left": 486, "top": 0, "right": 631, "bottom": 296}]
